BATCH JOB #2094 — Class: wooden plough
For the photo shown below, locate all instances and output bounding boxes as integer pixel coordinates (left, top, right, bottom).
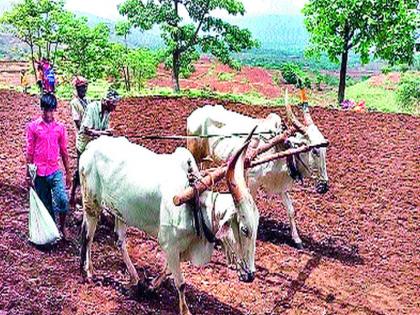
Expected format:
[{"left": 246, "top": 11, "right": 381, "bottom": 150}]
[{"left": 173, "top": 127, "right": 329, "bottom": 206}]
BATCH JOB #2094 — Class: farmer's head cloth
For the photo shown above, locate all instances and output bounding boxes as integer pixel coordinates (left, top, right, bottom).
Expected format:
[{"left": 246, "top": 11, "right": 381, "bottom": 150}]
[
  {"left": 104, "top": 89, "right": 121, "bottom": 102},
  {"left": 72, "top": 76, "right": 88, "bottom": 87}
]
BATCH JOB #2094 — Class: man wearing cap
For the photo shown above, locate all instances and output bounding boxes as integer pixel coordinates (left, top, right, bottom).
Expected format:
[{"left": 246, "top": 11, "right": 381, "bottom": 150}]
[
  {"left": 71, "top": 90, "right": 121, "bottom": 205},
  {"left": 69, "top": 76, "right": 90, "bottom": 206},
  {"left": 70, "top": 76, "right": 89, "bottom": 130},
  {"left": 26, "top": 93, "right": 71, "bottom": 239}
]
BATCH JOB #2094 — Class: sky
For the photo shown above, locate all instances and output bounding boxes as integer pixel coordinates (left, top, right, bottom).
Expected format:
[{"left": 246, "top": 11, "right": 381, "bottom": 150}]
[{"left": 62, "top": 0, "right": 308, "bottom": 20}]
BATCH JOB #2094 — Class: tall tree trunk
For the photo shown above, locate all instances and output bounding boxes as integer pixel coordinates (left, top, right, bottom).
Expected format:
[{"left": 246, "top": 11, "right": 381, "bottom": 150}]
[
  {"left": 338, "top": 49, "right": 349, "bottom": 104},
  {"left": 123, "top": 67, "right": 129, "bottom": 91},
  {"left": 124, "top": 35, "right": 131, "bottom": 91},
  {"left": 172, "top": 0, "right": 180, "bottom": 93},
  {"left": 172, "top": 50, "right": 180, "bottom": 92},
  {"left": 53, "top": 41, "right": 59, "bottom": 64},
  {"left": 126, "top": 66, "right": 131, "bottom": 91},
  {"left": 30, "top": 43, "right": 37, "bottom": 81},
  {"left": 37, "top": 29, "right": 42, "bottom": 59}
]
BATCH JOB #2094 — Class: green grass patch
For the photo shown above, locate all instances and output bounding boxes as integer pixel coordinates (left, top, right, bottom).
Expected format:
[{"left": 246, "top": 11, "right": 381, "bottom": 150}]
[
  {"left": 346, "top": 80, "right": 401, "bottom": 113},
  {"left": 138, "top": 86, "right": 300, "bottom": 107},
  {"left": 217, "top": 72, "right": 235, "bottom": 82}
]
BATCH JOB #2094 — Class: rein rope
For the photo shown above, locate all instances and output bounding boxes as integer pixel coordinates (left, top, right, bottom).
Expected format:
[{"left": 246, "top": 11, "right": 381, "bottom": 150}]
[
  {"left": 125, "top": 130, "right": 279, "bottom": 141},
  {"left": 187, "top": 160, "right": 219, "bottom": 245}
]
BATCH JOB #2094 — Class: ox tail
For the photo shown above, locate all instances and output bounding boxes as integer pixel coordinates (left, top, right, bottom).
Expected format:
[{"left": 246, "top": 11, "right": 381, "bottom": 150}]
[{"left": 80, "top": 216, "right": 88, "bottom": 274}]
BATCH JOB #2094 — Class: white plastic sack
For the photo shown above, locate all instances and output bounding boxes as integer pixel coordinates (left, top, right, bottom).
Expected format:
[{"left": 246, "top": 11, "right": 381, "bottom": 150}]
[{"left": 28, "top": 188, "right": 61, "bottom": 245}]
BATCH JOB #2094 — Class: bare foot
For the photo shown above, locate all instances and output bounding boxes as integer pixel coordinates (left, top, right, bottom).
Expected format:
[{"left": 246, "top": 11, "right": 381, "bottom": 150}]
[{"left": 61, "top": 227, "right": 69, "bottom": 241}]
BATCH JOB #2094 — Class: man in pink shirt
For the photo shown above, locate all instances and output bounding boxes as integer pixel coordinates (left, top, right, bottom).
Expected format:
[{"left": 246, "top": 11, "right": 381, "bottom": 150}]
[{"left": 26, "top": 93, "right": 71, "bottom": 239}]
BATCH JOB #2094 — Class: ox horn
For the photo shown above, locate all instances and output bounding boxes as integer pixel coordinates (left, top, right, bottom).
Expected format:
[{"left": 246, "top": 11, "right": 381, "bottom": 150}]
[
  {"left": 285, "top": 89, "right": 307, "bottom": 133},
  {"left": 226, "top": 127, "right": 255, "bottom": 204},
  {"left": 302, "top": 103, "right": 314, "bottom": 126}
]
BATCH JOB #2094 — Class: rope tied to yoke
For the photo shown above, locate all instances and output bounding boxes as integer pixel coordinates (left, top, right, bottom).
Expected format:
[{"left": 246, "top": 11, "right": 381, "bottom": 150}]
[
  {"left": 186, "top": 159, "right": 219, "bottom": 245},
  {"left": 124, "top": 130, "right": 280, "bottom": 141}
]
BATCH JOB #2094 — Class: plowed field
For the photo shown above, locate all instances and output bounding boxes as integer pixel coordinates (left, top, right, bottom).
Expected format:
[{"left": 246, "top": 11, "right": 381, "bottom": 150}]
[{"left": 0, "top": 89, "right": 419, "bottom": 315}]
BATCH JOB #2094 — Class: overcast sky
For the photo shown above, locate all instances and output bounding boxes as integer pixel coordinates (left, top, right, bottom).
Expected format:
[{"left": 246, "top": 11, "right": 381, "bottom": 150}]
[{"left": 62, "top": 0, "right": 308, "bottom": 20}]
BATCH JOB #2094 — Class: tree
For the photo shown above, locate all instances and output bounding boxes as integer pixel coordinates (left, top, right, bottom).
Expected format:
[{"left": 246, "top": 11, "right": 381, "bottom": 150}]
[
  {"left": 303, "top": 0, "right": 418, "bottom": 104},
  {"left": 0, "top": 0, "right": 67, "bottom": 79},
  {"left": 127, "top": 48, "right": 160, "bottom": 90},
  {"left": 119, "top": 0, "right": 259, "bottom": 92},
  {"left": 55, "top": 18, "right": 111, "bottom": 79},
  {"left": 106, "top": 43, "right": 160, "bottom": 91},
  {"left": 1, "top": 0, "right": 112, "bottom": 81},
  {"left": 115, "top": 21, "right": 132, "bottom": 91}
]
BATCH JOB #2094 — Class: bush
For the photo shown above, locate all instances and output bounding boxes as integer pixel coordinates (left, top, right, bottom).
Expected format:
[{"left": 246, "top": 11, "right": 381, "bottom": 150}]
[
  {"left": 381, "top": 65, "right": 392, "bottom": 74},
  {"left": 272, "top": 71, "right": 282, "bottom": 86},
  {"left": 322, "top": 73, "right": 339, "bottom": 87},
  {"left": 279, "top": 62, "right": 310, "bottom": 87},
  {"left": 397, "top": 64, "right": 410, "bottom": 73},
  {"left": 346, "top": 75, "right": 357, "bottom": 87},
  {"left": 396, "top": 72, "right": 420, "bottom": 113},
  {"left": 218, "top": 72, "right": 235, "bottom": 81}
]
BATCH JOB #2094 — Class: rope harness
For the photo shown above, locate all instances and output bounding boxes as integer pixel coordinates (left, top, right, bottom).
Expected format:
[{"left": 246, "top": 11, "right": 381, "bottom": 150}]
[
  {"left": 125, "top": 130, "right": 279, "bottom": 141},
  {"left": 186, "top": 160, "right": 221, "bottom": 245}
]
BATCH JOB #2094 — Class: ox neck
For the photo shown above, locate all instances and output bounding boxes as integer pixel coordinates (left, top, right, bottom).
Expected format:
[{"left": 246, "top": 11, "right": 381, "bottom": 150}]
[{"left": 197, "top": 191, "right": 221, "bottom": 245}]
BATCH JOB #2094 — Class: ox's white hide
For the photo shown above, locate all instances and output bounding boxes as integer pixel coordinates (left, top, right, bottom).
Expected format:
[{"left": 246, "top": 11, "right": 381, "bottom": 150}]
[
  {"left": 80, "top": 136, "right": 214, "bottom": 265},
  {"left": 187, "top": 104, "right": 283, "bottom": 162}
]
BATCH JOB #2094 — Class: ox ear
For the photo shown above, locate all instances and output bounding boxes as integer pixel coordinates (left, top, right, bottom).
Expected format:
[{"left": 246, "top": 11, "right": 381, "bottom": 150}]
[
  {"left": 215, "top": 222, "right": 231, "bottom": 239},
  {"left": 215, "top": 209, "right": 236, "bottom": 239},
  {"left": 288, "top": 132, "right": 309, "bottom": 146}
]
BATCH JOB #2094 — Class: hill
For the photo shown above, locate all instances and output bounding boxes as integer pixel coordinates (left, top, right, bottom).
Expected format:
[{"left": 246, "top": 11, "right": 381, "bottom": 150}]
[
  {"left": 0, "top": 10, "right": 309, "bottom": 58},
  {"left": 227, "top": 15, "right": 309, "bottom": 50}
]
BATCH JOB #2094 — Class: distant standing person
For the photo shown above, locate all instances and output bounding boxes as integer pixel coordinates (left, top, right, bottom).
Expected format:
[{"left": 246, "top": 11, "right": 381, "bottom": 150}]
[
  {"left": 36, "top": 58, "right": 56, "bottom": 94},
  {"left": 26, "top": 93, "right": 71, "bottom": 239},
  {"left": 71, "top": 90, "right": 121, "bottom": 205},
  {"left": 20, "top": 69, "right": 30, "bottom": 93},
  {"left": 69, "top": 76, "right": 89, "bottom": 206}
]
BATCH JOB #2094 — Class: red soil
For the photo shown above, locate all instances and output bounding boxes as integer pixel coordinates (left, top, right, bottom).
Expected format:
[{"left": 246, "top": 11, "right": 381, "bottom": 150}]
[
  {"left": 0, "top": 90, "right": 419, "bottom": 314},
  {"left": 148, "top": 58, "right": 283, "bottom": 99}
]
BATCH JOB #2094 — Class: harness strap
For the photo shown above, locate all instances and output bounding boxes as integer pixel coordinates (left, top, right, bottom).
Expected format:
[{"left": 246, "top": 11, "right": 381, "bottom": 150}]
[{"left": 187, "top": 160, "right": 219, "bottom": 244}]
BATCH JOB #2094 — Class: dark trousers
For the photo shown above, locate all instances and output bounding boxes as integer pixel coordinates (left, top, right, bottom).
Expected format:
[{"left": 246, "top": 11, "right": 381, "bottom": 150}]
[
  {"left": 71, "top": 150, "right": 82, "bottom": 202},
  {"left": 34, "top": 170, "right": 69, "bottom": 220}
]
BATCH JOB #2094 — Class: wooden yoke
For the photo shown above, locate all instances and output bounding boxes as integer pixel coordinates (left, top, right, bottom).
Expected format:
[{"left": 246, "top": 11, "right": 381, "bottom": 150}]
[
  {"left": 245, "top": 127, "right": 296, "bottom": 164},
  {"left": 251, "top": 141, "right": 329, "bottom": 168},
  {"left": 173, "top": 140, "right": 329, "bottom": 207},
  {"left": 173, "top": 166, "right": 227, "bottom": 206}
]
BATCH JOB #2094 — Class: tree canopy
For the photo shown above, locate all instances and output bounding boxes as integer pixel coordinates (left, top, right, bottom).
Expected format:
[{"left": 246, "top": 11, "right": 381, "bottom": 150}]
[
  {"left": 0, "top": 0, "right": 160, "bottom": 88},
  {"left": 303, "top": 0, "right": 418, "bottom": 103},
  {"left": 119, "top": 0, "right": 259, "bottom": 92}
]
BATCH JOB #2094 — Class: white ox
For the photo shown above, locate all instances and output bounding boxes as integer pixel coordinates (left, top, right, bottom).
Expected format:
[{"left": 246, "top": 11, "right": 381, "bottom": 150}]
[
  {"left": 79, "top": 136, "right": 259, "bottom": 315},
  {"left": 187, "top": 102, "right": 328, "bottom": 248}
]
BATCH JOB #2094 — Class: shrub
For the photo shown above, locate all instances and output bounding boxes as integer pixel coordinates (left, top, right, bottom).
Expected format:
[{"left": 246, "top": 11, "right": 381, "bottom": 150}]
[
  {"left": 381, "top": 65, "right": 392, "bottom": 74},
  {"left": 272, "top": 71, "right": 282, "bottom": 86},
  {"left": 218, "top": 72, "right": 235, "bottom": 81},
  {"left": 346, "top": 76, "right": 357, "bottom": 87},
  {"left": 396, "top": 72, "right": 420, "bottom": 113},
  {"left": 279, "top": 62, "right": 310, "bottom": 86},
  {"left": 397, "top": 64, "right": 410, "bottom": 73},
  {"left": 322, "top": 74, "right": 339, "bottom": 87}
]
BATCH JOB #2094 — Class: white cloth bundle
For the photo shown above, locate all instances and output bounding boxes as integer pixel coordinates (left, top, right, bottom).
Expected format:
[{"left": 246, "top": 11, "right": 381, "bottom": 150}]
[{"left": 28, "top": 164, "right": 61, "bottom": 245}]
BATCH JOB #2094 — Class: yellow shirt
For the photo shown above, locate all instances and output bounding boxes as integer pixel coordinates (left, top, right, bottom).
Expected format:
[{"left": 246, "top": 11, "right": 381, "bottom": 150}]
[
  {"left": 70, "top": 96, "right": 89, "bottom": 127},
  {"left": 76, "top": 101, "right": 110, "bottom": 153},
  {"left": 21, "top": 73, "right": 29, "bottom": 87}
]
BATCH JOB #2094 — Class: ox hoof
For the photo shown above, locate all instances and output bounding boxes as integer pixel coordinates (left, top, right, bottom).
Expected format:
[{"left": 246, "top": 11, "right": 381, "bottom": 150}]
[
  {"left": 129, "top": 277, "right": 140, "bottom": 287},
  {"left": 295, "top": 242, "right": 304, "bottom": 250},
  {"left": 83, "top": 275, "right": 94, "bottom": 284},
  {"left": 131, "top": 281, "right": 155, "bottom": 299}
]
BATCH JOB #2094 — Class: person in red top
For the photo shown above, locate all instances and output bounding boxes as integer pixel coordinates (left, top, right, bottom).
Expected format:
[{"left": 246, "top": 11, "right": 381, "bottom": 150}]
[
  {"left": 36, "top": 58, "right": 55, "bottom": 94},
  {"left": 26, "top": 93, "right": 71, "bottom": 239}
]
